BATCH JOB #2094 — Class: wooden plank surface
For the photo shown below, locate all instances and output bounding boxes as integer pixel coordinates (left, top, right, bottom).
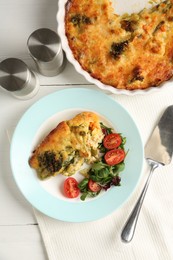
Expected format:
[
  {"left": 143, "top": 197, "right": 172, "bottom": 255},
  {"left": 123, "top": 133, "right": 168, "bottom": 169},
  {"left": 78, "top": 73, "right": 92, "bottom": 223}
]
[
  {"left": 0, "top": 0, "right": 83, "bottom": 259},
  {"left": 0, "top": 225, "right": 48, "bottom": 260}
]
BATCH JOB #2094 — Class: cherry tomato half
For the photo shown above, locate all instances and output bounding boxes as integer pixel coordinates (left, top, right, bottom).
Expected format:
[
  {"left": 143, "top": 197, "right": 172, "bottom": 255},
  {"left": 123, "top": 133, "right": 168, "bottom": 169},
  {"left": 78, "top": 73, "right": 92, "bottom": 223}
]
[
  {"left": 104, "top": 149, "right": 125, "bottom": 166},
  {"left": 88, "top": 179, "right": 101, "bottom": 192},
  {"left": 103, "top": 133, "right": 122, "bottom": 150},
  {"left": 64, "top": 177, "right": 80, "bottom": 198}
]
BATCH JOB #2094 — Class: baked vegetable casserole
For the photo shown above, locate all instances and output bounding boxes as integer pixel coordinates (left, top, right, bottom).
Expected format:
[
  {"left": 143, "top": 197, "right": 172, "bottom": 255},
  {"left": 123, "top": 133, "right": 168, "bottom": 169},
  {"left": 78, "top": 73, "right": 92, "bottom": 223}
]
[{"left": 65, "top": 0, "right": 173, "bottom": 90}]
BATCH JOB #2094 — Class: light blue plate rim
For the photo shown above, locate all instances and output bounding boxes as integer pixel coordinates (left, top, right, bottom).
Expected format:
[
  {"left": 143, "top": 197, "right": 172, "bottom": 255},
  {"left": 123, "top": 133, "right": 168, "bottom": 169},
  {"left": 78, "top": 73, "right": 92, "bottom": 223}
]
[{"left": 10, "top": 88, "right": 144, "bottom": 222}]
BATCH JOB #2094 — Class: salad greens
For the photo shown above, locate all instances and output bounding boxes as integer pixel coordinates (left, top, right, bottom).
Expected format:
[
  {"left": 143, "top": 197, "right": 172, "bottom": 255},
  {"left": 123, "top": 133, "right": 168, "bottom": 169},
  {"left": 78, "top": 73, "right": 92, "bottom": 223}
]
[{"left": 78, "top": 123, "right": 127, "bottom": 201}]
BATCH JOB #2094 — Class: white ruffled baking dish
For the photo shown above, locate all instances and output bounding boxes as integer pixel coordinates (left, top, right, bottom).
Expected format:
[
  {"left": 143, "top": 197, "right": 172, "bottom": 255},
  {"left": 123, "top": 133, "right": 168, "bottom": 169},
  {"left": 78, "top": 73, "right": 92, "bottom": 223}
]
[{"left": 57, "top": 0, "right": 173, "bottom": 95}]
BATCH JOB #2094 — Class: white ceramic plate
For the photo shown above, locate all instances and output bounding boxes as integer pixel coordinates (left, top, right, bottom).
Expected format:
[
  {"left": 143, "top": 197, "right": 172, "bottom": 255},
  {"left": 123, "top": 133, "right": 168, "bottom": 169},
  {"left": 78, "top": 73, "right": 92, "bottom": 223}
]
[
  {"left": 10, "top": 88, "right": 143, "bottom": 222},
  {"left": 57, "top": 0, "right": 173, "bottom": 95}
]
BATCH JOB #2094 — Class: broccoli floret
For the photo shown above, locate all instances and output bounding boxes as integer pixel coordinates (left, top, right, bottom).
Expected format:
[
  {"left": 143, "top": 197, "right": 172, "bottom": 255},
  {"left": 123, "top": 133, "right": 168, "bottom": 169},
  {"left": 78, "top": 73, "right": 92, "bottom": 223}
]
[
  {"left": 110, "top": 41, "right": 129, "bottom": 59},
  {"left": 71, "top": 14, "right": 91, "bottom": 26},
  {"left": 38, "top": 151, "right": 62, "bottom": 174}
]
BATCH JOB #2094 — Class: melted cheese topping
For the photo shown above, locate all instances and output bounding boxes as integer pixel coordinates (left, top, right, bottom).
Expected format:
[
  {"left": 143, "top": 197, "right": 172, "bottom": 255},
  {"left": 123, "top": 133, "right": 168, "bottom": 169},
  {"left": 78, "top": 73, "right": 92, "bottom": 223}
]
[{"left": 65, "top": 0, "right": 173, "bottom": 90}]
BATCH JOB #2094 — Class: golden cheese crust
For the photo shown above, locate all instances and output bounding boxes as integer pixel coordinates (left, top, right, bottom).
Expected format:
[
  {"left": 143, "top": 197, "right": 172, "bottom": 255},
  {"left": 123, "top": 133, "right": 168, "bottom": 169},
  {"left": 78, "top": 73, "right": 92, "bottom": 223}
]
[
  {"left": 29, "top": 112, "right": 103, "bottom": 179},
  {"left": 65, "top": 0, "right": 173, "bottom": 90}
]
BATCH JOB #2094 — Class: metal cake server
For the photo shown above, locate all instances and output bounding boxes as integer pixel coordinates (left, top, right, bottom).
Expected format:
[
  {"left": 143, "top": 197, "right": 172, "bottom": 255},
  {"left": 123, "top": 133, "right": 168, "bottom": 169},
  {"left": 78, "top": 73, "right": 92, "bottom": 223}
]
[{"left": 121, "top": 105, "right": 173, "bottom": 243}]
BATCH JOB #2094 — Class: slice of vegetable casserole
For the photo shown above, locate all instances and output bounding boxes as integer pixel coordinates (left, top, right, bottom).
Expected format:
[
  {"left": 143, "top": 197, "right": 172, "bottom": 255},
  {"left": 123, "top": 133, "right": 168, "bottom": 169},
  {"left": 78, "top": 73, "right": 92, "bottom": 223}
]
[{"left": 29, "top": 112, "right": 104, "bottom": 179}]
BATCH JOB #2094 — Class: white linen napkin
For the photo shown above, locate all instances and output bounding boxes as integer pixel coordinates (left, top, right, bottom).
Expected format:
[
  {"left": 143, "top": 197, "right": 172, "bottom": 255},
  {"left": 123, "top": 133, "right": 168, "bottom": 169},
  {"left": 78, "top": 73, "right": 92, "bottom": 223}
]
[{"left": 8, "top": 88, "right": 173, "bottom": 260}]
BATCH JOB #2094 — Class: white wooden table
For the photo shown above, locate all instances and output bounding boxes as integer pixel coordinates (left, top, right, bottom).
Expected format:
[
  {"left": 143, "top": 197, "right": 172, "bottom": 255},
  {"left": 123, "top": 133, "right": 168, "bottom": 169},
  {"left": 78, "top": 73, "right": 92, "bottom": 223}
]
[
  {"left": 0, "top": 0, "right": 90, "bottom": 259},
  {"left": 1, "top": 1, "right": 173, "bottom": 260}
]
